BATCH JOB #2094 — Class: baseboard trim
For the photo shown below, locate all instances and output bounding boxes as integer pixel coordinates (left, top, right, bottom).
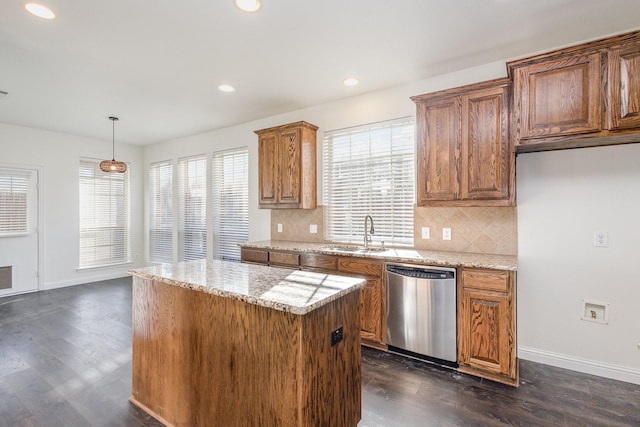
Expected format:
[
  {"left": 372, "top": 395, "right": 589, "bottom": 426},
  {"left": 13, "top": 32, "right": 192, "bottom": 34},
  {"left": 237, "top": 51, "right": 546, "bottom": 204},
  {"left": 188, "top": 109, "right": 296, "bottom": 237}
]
[
  {"left": 519, "top": 346, "right": 640, "bottom": 385},
  {"left": 44, "top": 271, "right": 129, "bottom": 290}
]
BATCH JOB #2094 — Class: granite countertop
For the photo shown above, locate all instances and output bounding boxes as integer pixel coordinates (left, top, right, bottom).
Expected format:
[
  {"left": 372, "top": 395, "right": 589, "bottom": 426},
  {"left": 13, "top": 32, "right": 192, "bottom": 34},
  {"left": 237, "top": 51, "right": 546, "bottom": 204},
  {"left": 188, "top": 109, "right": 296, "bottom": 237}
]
[
  {"left": 128, "top": 259, "right": 365, "bottom": 315},
  {"left": 241, "top": 240, "right": 518, "bottom": 271}
]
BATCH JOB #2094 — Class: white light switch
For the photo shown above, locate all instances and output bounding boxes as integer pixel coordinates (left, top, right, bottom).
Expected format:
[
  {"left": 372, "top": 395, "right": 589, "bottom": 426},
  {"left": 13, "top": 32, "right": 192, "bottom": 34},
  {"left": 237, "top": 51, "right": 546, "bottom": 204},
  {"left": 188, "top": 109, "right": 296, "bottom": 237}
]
[
  {"left": 277, "top": 224, "right": 283, "bottom": 233},
  {"left": 421, "top": 227, "right": 430, "bottom": 239},
  {"left": 594, "top": 231, "right": 608, "bottom": 247},
  {"left": 310, "top": 224, "right": 318, "bottom": 234},
  {"left": 443, "top": 228, "right": 452, "bottom": 241}
]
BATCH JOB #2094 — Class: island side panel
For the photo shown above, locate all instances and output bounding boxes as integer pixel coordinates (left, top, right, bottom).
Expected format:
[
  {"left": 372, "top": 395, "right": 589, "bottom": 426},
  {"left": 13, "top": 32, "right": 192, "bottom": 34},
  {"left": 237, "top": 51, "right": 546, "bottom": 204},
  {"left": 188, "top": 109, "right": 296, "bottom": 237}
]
[
  {"left": 299, "top": 290, "right": 361, "bottom": 427},
  {"left": 131, "top": 276, "right": 361, "bottom": 426}
]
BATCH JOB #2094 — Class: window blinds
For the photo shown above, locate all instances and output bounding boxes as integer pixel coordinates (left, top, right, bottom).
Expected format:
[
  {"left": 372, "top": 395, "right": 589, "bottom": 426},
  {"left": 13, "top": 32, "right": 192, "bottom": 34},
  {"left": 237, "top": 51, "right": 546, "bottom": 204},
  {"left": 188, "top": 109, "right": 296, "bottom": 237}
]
[
  {"left": 212, "top": 147, "right": 249, "bottom": 262},
  {"left": 79, "top": 158, "right": 130, "bottom": 268},
  {"left": 0, "top": 170, "right": 31, "bottom": 236},
  {"left": 178, "top": 155, "right": 207, "bottom": 261},
  {"left": 149, "top": 161, "right": 173, "bottom": 263},
  {"left": 323, "top": 117, "right": 415, "bottom": 246}
]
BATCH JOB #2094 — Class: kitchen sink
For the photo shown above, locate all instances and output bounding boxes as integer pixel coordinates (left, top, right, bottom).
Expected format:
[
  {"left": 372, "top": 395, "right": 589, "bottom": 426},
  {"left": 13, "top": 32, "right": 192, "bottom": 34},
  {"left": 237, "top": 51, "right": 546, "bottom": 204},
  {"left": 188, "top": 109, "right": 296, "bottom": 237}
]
[{"left": 321, "top": 245, "right": 389, "bottom": 254}]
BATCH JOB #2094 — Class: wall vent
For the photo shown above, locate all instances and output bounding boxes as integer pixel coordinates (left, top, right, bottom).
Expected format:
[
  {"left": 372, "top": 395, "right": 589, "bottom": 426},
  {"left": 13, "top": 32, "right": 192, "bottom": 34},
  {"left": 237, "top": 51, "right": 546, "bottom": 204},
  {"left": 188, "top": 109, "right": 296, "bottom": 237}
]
[{"left": 0, "top": 266, "right": 12, "bottom": 289}]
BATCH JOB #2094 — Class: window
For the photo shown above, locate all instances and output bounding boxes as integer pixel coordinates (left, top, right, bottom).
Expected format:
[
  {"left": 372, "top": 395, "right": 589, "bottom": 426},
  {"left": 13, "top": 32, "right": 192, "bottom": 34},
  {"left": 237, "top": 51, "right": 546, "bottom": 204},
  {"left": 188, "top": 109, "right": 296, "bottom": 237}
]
[
  {"left": 212, "top": 148, "right": 248, "bottom": 262},
  {"left": 323, "top": 117, "right": 415, "bottom": 246},
  {"left": 149, "top": 161, "right": 173, "bottom": 263},
  {"left": 0, "top": 169, "right": 34, "bottom": 236},
  {"left": 79, "top": 158, "right": 130, "bottom": 268},
  {"left": 178, "top": 155, "right": 207, "bottom": 261}
]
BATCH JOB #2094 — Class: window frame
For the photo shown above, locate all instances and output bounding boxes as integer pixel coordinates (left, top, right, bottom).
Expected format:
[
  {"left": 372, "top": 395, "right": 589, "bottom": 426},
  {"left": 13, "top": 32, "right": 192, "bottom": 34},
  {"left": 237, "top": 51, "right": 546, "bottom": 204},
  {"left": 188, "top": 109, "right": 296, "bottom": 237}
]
[{"left": 322, "top": 117, "right": 415, "bottom": 247}]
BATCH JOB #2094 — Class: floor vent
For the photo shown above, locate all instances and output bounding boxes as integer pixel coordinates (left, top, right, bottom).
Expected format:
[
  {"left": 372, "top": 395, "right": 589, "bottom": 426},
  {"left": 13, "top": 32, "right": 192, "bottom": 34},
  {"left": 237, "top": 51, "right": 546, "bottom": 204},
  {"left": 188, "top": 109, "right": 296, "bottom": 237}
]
[{"left": 0, "top": 266, "right": 12, "bottom": 289}]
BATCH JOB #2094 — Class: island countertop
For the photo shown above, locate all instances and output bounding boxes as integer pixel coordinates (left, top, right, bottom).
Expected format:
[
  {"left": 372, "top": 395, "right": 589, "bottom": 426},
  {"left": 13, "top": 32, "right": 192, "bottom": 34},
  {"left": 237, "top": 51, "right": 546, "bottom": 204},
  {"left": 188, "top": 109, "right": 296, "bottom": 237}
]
[{"left": 128, "top": 259, "right": 365, "bottom": 315}]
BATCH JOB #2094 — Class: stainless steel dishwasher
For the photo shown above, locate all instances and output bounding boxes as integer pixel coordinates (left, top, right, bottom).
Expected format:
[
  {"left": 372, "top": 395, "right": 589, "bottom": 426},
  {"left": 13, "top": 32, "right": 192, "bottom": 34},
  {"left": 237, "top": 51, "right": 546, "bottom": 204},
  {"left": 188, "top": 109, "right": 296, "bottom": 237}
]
[{"left": 386, "top": 262, "right": 457, "bottom": 364}]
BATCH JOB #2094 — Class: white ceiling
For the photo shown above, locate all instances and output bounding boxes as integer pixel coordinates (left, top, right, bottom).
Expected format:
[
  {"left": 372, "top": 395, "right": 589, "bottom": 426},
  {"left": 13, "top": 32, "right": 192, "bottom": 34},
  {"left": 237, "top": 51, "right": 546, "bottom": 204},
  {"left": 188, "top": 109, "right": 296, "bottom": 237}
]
[{"left": 1, "top": 0, "right": 639, "bottom": 146}]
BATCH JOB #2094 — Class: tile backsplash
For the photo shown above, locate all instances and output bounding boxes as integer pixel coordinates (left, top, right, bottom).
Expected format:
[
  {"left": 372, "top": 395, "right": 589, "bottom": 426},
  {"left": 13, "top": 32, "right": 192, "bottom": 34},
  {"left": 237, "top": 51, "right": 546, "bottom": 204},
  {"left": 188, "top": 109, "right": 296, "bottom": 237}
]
[
  {"left": 270, "top": 205, "right": 517, "bottom": 255},
  {"left": 271, "top": 207, "right": 325, "bottom": 243},
  {"left": 413, "top": 206, "right": 517, "bottom": 255}
]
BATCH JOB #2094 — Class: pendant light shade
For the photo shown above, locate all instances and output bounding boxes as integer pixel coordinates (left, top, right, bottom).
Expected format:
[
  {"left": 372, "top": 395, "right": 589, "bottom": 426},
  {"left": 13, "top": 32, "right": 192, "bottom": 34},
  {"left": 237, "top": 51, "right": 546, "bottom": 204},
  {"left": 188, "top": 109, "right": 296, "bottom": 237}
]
[{"left": 100, "top": 116, "right": 127, "bottom": 173}]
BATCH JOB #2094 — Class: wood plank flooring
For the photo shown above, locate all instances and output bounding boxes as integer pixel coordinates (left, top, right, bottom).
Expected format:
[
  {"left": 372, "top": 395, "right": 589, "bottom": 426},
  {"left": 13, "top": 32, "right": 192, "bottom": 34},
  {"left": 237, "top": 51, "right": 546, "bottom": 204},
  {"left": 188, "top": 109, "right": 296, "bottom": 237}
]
[{"left": 1, "top": 277, "right": 639, "bottom": 426}]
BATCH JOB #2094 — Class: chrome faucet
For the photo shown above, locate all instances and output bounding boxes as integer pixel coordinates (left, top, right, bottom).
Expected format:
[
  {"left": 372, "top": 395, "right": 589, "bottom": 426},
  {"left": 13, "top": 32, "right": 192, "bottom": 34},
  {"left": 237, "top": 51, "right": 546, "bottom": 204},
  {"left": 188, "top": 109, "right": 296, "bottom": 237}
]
[{"left": 364, "top": 215, "right": 375, "bottom": 249}]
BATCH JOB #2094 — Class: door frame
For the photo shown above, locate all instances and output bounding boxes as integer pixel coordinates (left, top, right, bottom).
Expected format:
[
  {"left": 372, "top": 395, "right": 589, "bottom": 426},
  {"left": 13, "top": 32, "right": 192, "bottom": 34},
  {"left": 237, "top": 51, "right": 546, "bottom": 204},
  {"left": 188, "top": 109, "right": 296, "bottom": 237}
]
[{"left": 0, "top": 162, "right": 44, "bottom": 293}]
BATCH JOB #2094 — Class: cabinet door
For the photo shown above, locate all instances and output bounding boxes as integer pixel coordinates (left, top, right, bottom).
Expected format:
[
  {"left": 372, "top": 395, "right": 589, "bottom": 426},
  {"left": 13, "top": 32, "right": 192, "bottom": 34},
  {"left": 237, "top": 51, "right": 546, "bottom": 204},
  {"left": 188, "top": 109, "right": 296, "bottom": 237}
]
[
  {"left": 359, "top": 278, "right": 383, "bottom": 343},
  {"left": 513, "top": 53, "right": 602, "bottom": 143},
  {"left": 608, "top": 42, "right": 640, "bottom": 130},
  {"left": 277, "top": 127, "right": 302, "bottom": 205},
  {"left": 458, "top": 288, "right": 514, "bottom": 377},
  {"left": 461, "top": 86, "right": 510, "bottom": 200},
  {"left": 416, "top": 97, "right": 461, "bottom": 204},
  {"left": 258, "top": 131, "right": 278, "bottom": 206}
]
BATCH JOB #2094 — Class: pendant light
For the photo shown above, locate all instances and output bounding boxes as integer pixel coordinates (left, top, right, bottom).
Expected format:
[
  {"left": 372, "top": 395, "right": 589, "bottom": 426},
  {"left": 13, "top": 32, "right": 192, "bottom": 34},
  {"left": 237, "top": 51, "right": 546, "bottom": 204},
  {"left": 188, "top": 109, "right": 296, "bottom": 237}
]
[{"left": 100, "top": 116, "right": 127, "bottom": 173}]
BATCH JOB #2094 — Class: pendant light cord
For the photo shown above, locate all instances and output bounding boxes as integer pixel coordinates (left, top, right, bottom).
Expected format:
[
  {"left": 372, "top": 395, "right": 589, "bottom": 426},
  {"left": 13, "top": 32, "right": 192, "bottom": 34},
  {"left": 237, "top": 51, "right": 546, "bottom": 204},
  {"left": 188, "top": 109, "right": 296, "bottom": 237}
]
[{"left": 109, "top": 116, "right": 119, "bottom": 161}]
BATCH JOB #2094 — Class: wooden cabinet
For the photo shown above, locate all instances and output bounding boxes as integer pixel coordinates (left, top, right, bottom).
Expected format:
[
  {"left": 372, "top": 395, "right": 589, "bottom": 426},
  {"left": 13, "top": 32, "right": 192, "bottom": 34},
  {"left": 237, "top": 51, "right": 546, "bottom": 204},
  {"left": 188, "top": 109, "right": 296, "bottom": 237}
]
[
  {"left": 255, "top": 121, "right": 318, "bottom": 209},
  {"left": 457, "top": 267, "right": 517, "bottom": 386},
  {"left": 607, "top": 38, "right": 640, "bottom": 130},
  {"left": 512, "top": 53, "right": 602, "bottom": 143},
  {"left": 240, "top": 247, "right": 386, "bottom": 347},
  {"left": 412, "top": 78, "right": 513, "bottom": 206},
  {"left": 509, "top": 30, "right": 640, "bottom": 152}
]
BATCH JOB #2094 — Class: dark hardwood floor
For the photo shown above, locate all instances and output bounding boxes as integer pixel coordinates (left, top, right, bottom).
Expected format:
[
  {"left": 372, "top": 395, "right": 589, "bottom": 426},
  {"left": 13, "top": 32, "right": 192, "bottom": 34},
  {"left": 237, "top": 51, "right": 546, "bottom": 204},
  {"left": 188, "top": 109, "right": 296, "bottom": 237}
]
[{"left": 1, "top": 278, "right": 639, "bottom": 427}]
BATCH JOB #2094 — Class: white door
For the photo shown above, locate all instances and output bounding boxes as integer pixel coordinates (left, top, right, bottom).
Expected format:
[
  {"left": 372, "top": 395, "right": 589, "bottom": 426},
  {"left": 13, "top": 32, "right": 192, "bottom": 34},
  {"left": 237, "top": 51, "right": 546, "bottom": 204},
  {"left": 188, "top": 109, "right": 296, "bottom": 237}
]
[{"left": 0, "top": 167, "right": 39, "bottom": 296}]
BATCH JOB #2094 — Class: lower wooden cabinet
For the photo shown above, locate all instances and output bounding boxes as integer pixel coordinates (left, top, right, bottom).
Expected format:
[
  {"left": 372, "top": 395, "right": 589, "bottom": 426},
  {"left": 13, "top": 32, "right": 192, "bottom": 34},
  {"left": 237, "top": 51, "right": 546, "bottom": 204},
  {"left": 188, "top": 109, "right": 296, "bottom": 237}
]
[
  {"left": 457, "top": 267, "right": 518, "bottom": 386},
  {"left": 240, "top": 247, "right": 386, "bottom": 347}
]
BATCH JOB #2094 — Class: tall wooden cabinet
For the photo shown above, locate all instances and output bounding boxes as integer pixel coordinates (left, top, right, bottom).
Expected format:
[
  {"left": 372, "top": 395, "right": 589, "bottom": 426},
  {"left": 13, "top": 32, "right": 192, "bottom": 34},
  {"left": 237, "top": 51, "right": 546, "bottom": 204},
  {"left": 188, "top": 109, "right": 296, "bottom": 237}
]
[
  {"left": 457, "top": 267, "right": 517, "bottom": 386},
  {"left": 509, "top": 30, "right": 640, "bottom": 152},
  {"left": 255, "top": 121, "right": 318, "bottom": 209},
  {"left": 411, "top": 78, "right": 514, "bottom": 206}
]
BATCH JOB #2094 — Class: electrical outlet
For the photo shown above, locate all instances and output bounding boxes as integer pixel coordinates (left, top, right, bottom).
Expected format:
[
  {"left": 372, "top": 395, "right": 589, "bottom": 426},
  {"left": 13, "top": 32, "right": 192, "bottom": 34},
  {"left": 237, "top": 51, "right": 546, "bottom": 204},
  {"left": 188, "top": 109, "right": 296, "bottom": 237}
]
[
  {"left": 330, "top": 326, "right": 343, "bottom": 346},
  {"left": 594, "top": 231, "right": 608, "bottom": 247},
  {"left": 277, "top": 223, "right": 283, "bottom": 233},
  {"left": 309, "top": 224, "right": 318, "bottom": 234},
  {"left": 421, "top": 227, "right": 430, "bottom": 239},
  {"left": 443, "top": 228, "right": 452, "bottom": 241}
]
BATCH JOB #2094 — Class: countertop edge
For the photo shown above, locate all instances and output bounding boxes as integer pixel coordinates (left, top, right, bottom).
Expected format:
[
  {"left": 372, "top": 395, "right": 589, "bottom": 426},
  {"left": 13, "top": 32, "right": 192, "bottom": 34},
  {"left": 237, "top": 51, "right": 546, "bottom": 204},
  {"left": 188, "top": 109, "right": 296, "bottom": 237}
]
[
  {"left": 240, "top": 240, "right": 518, "bottom": 271},
  {"left": 128, "top": 264, "right": 366, "bottom": 315}
]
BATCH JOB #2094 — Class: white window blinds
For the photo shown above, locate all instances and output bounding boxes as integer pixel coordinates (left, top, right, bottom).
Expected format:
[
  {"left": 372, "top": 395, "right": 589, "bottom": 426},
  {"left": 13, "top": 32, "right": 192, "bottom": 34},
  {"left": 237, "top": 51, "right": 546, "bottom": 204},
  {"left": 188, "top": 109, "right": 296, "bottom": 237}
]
[
  {"left": 149, "top": 161, "right": 173, "bottom": 263},
  {"left": 178, "top": 155, "right": 207, "bottom": 261},
  {"left": 212, "top": 147, "right": 249, "bottom": 262},
  {"left": 0, "top": 169, "right": 33, "bottom": 236},
  {"left": 323, "top": 117, "right": 415, "bottom": 246},
  {"left": 79, "top": 158, "right": 130, "bottom": 268}
]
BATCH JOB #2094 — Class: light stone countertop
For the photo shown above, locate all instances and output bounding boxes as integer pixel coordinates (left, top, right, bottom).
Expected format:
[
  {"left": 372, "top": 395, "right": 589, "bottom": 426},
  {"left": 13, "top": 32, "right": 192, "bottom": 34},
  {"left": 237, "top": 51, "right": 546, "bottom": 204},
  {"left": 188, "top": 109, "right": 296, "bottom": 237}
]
[
  {"left": 128, "top": 259, "right": 365, "bottom": 315},
  {"left": 241, "top": 240, "right": 518, "bottom": 271}
]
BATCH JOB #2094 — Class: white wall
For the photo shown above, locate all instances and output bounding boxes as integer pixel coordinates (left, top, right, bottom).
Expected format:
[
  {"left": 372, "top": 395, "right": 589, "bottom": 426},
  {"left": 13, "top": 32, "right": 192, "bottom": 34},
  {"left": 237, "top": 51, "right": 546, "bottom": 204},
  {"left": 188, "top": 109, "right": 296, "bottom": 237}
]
[
  {"left": 0, "top": 123, "right": 145, "bottom": 289},
  {"left": 142, "top": 60, "right": 507, "bottom": 246},
  {"left": 517, "top": 144, "right": 640, "bottom": 384}
]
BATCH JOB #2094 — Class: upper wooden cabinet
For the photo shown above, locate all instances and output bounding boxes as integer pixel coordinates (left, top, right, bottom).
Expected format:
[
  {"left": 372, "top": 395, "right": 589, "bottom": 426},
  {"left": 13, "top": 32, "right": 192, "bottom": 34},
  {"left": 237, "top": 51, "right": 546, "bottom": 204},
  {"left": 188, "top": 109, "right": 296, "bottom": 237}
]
[
  {"left": 509, "top": 30, "right": 640, "bottom": 152},
  {"left": 255, "top": 121, "right": 318, "bottom": 209},
  {"left": 412, "top": 78, "right": 514, "bottom": 207},
  {"left": 607, "top": 38, "right": 640, "bottom": 130}
]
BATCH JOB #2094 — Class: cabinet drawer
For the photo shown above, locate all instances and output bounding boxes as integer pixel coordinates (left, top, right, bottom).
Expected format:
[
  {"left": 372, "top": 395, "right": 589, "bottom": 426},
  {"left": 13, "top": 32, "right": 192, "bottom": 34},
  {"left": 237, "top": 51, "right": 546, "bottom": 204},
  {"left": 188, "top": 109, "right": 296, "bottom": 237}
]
[
  {"left": 338, "top": 258, "right": 382, "bottom": 277},
  {"left": 269, "top": 251, "right": 300, "bottom": 267},
  {"left": 241, "top": 248, "right": 268, "bottom": 264},
  {"left": 300, "top": 253, "right": 338, "bottom": 271},
  {"left": 461, "top": 268, "right": 510, "bottom": 293}
]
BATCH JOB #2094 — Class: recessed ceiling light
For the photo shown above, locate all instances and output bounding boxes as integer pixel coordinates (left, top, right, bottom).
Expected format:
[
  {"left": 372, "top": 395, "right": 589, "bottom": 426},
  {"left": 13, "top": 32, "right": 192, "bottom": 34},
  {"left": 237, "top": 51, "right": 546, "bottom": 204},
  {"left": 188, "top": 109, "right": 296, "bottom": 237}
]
[
  {"left": 343, "top": 78, "right": 360, "bottom": 87},
  {"left": 218, "top": 84, "right": 236, "bottom": 93},
  {"left": 235, "top": 0, "right": 261, "bottom": 13},
  {"left": 25, "top": 3, "right": 56, "bottom": 20}
]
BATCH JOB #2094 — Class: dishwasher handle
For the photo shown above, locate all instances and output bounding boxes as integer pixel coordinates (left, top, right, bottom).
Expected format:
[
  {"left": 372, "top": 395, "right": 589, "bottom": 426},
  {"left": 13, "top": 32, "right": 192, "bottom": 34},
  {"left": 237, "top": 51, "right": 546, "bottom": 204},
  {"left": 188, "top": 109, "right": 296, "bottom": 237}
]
[{"left": 386, "top": 265, "right": 455, "bottom": 280}]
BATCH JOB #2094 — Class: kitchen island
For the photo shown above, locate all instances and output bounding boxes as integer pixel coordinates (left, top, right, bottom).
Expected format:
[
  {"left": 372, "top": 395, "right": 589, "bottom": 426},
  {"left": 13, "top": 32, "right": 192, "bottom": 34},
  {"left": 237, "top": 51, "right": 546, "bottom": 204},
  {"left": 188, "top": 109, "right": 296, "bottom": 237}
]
[{"left": 128, "top": 259, "right": 365, "bottom": 427}]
